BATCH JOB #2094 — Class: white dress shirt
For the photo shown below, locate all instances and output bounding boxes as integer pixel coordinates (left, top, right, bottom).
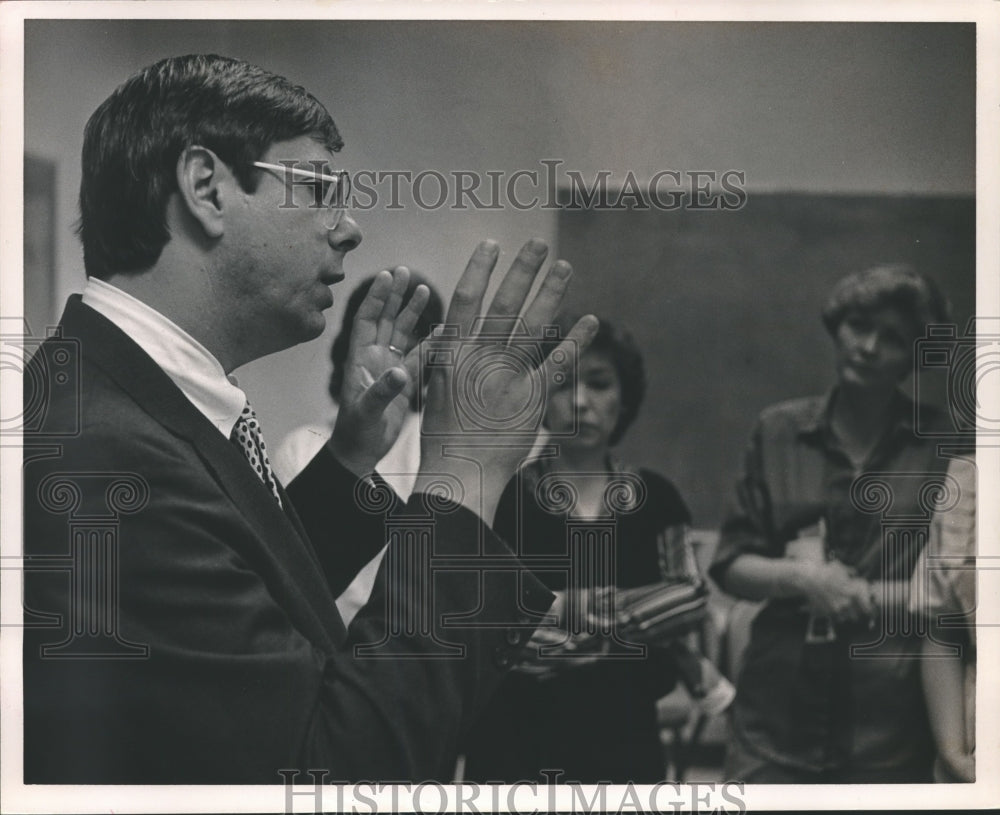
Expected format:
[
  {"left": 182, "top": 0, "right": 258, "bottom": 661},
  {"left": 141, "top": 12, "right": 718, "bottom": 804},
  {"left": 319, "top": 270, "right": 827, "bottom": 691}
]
[
  {"left": 82, "top": 278, "right": 246, "bottom": 437},
  {"left": 83, "top": 278, "right": 403, "bottom": 627}
]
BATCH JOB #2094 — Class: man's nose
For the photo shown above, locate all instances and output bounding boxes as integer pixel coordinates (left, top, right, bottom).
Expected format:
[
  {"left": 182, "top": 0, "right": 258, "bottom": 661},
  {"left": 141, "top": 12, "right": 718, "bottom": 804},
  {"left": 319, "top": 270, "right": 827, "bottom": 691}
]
[{"left": 328, "top": 212, "right": 362, "bottom": 252}]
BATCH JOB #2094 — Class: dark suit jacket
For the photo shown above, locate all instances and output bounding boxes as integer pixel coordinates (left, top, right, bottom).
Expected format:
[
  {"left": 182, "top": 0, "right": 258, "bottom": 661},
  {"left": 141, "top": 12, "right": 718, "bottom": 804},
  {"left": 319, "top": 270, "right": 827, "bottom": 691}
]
[{"left": 23, "top": 296, "right": 551, "bottom": 783}]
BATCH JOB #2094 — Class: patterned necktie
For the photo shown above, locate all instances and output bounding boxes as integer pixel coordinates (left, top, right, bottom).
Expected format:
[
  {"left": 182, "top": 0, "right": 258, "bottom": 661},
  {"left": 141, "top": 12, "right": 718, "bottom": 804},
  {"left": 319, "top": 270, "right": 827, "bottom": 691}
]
[{"left": 230, "top": 400, "right": 283, "bottom": 508}]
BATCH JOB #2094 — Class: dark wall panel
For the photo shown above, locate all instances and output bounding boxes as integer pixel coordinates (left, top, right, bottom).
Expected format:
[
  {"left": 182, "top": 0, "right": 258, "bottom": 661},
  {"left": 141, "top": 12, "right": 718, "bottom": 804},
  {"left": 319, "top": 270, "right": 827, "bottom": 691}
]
[{"left": 556, "top": 194, "right": 975, "bottom": 527}]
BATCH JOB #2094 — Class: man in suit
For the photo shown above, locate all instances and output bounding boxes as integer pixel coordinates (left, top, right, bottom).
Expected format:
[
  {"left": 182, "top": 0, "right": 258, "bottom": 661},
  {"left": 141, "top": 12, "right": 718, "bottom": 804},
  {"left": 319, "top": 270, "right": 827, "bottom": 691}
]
[{"left": 23, "top": 53, "right": 596, "bottom": 783}]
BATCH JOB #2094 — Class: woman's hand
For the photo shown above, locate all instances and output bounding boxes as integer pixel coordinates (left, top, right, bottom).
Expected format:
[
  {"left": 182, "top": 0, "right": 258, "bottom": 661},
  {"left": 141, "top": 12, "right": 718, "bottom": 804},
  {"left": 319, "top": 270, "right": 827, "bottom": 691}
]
[
  {"left": 513, "top": 590, "right": 609, "bottom": 678},
  {"left": 799, "top": 559, "right": 875, "bottom": 623}
]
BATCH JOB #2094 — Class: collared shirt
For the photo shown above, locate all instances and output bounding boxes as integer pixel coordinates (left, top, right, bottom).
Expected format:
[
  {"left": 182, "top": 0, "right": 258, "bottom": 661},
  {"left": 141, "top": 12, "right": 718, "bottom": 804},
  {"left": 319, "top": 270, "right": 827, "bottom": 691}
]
[
  {"left": 710, "top": 388, "right": 953, "bottom": 777},
  {"left": 82, "top": 278, "right": 245, "bottom": 437}
]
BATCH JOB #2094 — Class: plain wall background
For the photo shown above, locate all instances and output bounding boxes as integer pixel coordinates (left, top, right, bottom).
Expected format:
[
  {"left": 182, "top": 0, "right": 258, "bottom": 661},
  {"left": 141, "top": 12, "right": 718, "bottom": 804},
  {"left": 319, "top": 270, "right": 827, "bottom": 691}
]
[{"left": 22, "top": 20, "right": 976, "bottom": 523}]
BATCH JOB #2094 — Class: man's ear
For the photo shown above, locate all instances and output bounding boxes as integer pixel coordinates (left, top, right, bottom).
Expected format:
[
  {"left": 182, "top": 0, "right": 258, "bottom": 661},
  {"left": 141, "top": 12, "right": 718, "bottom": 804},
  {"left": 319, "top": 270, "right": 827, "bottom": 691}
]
[{"left": 175, "top": 146, "right": 230, "bottom": 239}]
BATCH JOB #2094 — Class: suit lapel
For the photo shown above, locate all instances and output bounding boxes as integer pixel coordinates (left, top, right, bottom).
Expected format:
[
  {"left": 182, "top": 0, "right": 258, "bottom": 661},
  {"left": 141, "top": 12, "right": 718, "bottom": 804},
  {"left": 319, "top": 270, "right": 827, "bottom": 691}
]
[
  {"left": 59, "top": 296, "right": 346, "bottom": 644},
  {"left": 276, "top": 481, "right": 315, "bottom": 551}
]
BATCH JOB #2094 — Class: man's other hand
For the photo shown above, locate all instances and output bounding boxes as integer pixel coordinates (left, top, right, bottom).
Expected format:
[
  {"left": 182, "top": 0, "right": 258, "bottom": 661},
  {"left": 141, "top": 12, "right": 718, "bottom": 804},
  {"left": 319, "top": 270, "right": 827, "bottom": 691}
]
[{"left": 329, "top": 267, "right": 429, "bottom": 477}]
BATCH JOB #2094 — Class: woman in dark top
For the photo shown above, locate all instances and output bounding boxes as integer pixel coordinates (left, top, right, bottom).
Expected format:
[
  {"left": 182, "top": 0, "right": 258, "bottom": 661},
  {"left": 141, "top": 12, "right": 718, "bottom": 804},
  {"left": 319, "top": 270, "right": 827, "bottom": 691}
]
[
  {"left": 462, "top": 319, "right": 699, "bottom": 784},
  {"left": 709, "top": 264, "right": 956, "bottom": 783}
]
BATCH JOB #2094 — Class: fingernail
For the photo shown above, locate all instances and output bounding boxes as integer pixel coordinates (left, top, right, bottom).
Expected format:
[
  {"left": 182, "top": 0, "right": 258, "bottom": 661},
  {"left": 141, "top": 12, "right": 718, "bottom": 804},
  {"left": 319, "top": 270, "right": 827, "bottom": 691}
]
[
  {"left": 526, "top": 237, "right": 548, "bottom": 255},
  {"left": 480, "top": 239, "right": 499, "bottom": 254},
  {"left": 552, "top": 261, "right": 572, "bottom": 279}
]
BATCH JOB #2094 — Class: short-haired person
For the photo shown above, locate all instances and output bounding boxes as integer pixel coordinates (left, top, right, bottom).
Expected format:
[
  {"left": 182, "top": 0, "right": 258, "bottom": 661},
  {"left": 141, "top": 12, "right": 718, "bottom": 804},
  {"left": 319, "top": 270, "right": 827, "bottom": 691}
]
[
  {"left": 23, "top": 53, "right": 597, "bottom": 783},
  {"left": 710, "top": 264, "right": 957, "bottom": 783},
  {"left": 462, "top": 319, "right": 710, "bottom": 783}
]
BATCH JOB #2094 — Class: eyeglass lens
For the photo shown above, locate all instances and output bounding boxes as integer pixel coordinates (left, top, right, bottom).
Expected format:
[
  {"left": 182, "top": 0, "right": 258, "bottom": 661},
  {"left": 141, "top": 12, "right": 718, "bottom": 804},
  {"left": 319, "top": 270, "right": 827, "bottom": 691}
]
[{"left": 321, "top": 170, "right": 351, "bottom": 230}]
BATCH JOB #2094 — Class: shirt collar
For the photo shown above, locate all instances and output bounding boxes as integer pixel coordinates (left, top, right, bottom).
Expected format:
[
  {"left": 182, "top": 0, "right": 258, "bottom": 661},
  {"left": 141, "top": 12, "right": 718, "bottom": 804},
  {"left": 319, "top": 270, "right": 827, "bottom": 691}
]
[
  {"left": 796, "top": 386, "right": 915, "bottom": 441},
  {"left": 796, "top": 389, "right": 837, "bottom": 439},
  {"left": 82, "top": 278, "right": 246, "bottom": 437}
]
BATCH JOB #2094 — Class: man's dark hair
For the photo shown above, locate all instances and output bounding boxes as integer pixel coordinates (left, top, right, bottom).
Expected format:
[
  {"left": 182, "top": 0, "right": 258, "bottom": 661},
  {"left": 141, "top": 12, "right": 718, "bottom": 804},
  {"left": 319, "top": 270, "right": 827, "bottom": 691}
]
[{"left": 78, "top": 54, "right": 343, "bottom": 279}]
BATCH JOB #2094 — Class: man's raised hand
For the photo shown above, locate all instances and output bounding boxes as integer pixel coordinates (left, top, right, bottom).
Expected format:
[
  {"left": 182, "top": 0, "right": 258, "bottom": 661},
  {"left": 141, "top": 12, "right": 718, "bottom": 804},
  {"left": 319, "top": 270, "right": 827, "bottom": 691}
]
[
  {"left": 416, "top": 239, "right": 598, "bottom": 522},
  {"left": 329, "top": 267, "right": 429, "bottom": 477}
]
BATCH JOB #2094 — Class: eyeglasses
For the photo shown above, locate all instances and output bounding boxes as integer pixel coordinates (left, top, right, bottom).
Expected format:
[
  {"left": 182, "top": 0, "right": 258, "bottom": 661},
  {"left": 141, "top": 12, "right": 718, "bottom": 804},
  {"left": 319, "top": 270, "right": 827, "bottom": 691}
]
[{"left": 251, "top": 161, "right": 351, "bottom": 230}]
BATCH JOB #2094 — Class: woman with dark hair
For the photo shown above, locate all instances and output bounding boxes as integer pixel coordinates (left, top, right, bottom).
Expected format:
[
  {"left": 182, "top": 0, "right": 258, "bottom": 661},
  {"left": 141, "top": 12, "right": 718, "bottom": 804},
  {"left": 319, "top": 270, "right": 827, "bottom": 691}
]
[
  {"left": 462, "top": 318, "right": 709, "bottom": 783},
  {"left": 710, "top": 264, "right": 956, "bottom": 783}
]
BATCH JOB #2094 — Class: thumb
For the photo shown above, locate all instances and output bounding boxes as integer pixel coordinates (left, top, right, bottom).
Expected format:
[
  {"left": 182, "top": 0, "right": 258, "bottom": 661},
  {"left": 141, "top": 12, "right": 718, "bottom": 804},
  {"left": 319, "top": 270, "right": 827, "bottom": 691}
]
[
  {"left": 403, "top": 339, "right": 424, "bottom": 389},
  {"left": 357, "top": 367, "right": 408, "bottom": 417}
]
